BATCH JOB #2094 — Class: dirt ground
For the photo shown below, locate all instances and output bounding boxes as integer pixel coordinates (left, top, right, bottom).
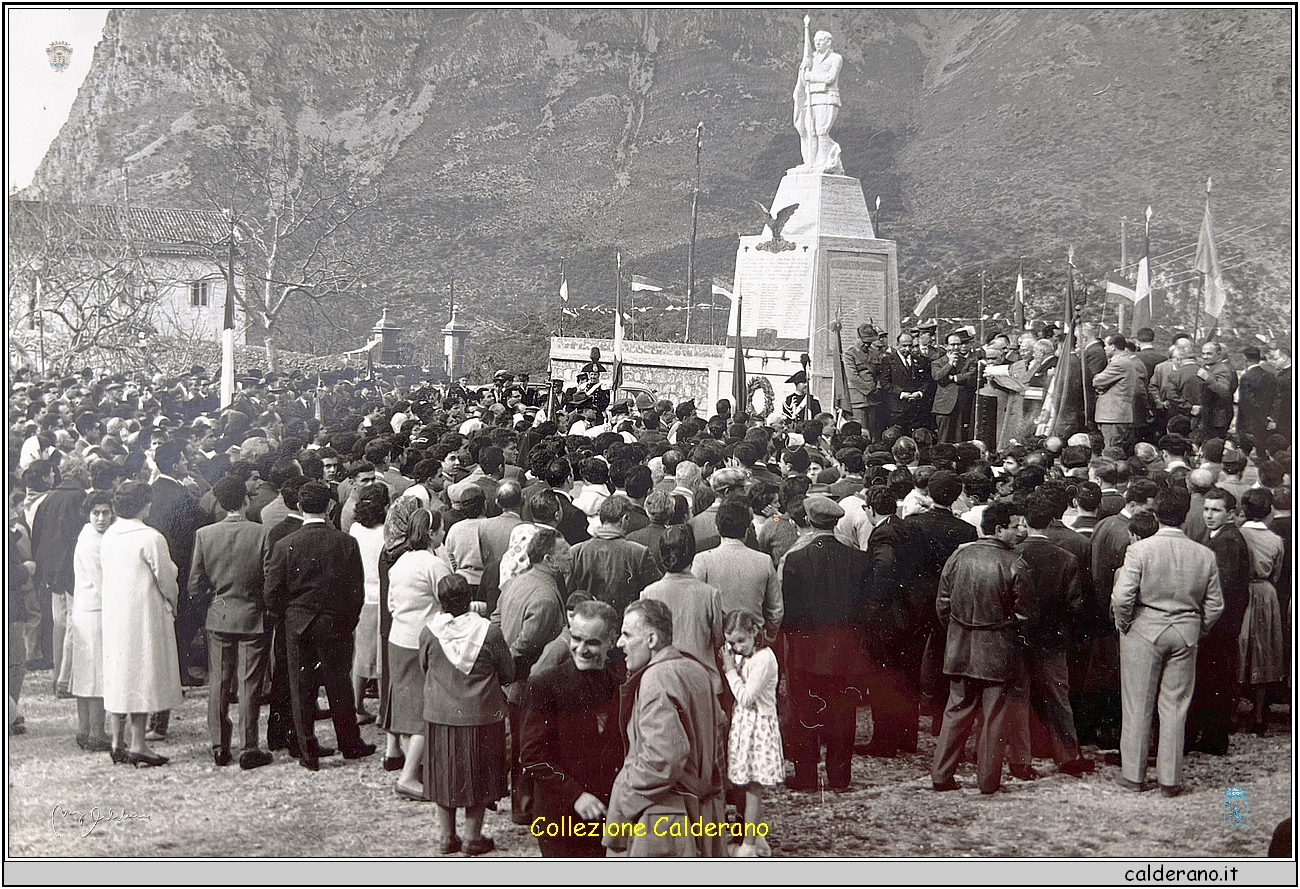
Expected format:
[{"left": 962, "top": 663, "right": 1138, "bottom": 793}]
[{"left": 7, "top": 670, "right": 1291, "bottom": 858}]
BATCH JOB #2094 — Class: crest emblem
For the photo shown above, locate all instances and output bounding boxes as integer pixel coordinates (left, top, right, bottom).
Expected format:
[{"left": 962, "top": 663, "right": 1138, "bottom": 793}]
[
  {"left": 1222, "top": 786, "right": 1249, "bottom": 828},
  {"left": 46, "top": 41, "right": 73, "bottom": 72},
  {"left": 753, "top": 201, "right": 800, "bottom": 253}
]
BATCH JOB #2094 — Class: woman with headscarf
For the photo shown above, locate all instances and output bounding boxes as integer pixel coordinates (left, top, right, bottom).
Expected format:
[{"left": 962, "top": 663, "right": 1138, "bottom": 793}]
[
  {"left": 377, "top": 494, "right": 423, "bottom": 770},
  {"left": 99, "top": 481, "right": 182, "bottom": 767},
  {"left": 419, "top": 574, "right": 514, "bottom": 856},
  {"left": 386, "top": 508, "right": 452, "bottom": 799}
]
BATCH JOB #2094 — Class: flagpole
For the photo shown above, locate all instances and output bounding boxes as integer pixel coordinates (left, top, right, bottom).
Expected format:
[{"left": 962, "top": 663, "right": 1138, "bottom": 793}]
[
  {"left": 1117, "top": 218, "right": 1128, "bottom": 333},
  {"left": 686, "top": 121, "right": 703, "bottom": 344},
  {"left": 558, "top": 258, "right": 565, "bottom": 339},
  {"left": 614, "top": 250, "right": 623, "bottom": 392},
  {"left": 220, "top": 210, "right": 238, "bottom": 409}
]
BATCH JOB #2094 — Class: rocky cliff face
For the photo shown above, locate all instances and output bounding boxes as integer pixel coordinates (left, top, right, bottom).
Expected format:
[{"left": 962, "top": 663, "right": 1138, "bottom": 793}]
[{"left": 28, "top": 8, "right": 1293, "bottom": 368}]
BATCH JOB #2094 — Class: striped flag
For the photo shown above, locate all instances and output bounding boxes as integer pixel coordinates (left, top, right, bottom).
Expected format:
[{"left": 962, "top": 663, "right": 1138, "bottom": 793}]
[
  {"left": 1012, "top": 270, "right": 1025, "bottom": 331},
  {"left": 1195, "top": 182, "right": 1226, "bottom": 324},
  {"left": 559, "top": 265, "right": 568, "bottom": 303},
  {"left": 1131, "top": 205, "right": 1153, "bottom": 334},
  {"left": 912, "top": 284, "right": 938, "bottom": 318},
  {"left": 1105, "top": 272, "right": 1137, "bottom": 302},
  {"left": 711, "top": 276, "right": 734, "bottom": 300},
  {"left": 629, "top": 274, "right": 663, "bottom": 293},
  {"left": 220, "top": 231, "right": 238, "bottom": 409}
]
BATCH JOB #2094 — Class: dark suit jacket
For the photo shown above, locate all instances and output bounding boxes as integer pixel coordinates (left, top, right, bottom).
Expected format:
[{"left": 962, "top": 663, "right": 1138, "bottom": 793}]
[
  {"left": 1206, "top": 525, "right": 1251, "bottom": 646},
  {"left": 781, "top": 532, "right": 871, "bottom": 675},
  {"left": 1200, "top": 359, "right": 1238, "bottom": 432},
  {"left": 190, "top": 515, "right": 270, "bottom": 635},
  {"left": 931, "top": 353, "right": 978, "bottom": 416},
  {"left": 30, "top": 482, "right": 87, "bottom": 593},
  {"left": 1237, "top": 365, "right": 1278, "bottom": 433},
  {"left": 899, "top": 508, "right": 978, "bottom": 633},
  {"left": 520, "top": 658, "right": 624, "bottom": 819},
  {"left": 883, "top": 349, "right": 930, "bottom": 426},
  {"left": 146, "top": 475, "right": 209, "bottom": 592},
  {"left": 1015, "top": 536, "right": 1084, "bottom": 650},
  {"left": 264, "top": 521, "right": 365, "bottom": 634}
]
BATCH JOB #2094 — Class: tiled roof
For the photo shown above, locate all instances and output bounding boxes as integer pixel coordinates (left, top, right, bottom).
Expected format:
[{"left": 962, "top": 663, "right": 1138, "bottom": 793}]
[{"left": 10, "top": 199, "right": 230, "bottom": 247}]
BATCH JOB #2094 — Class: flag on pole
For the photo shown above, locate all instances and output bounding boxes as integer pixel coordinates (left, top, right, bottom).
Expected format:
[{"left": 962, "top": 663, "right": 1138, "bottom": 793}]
[
  {"left": 912, "top": 284, "right": 938, "bottom": 319},
  {"left": 1105, "top": 272, "right": 1137, "bottom": 302},
  {"left": 220, "top": 230, "right": 238, "bottom": 409},
  {"left": 711, "top": 277, "right": 734, "bottom": 300},
  {"left": 613, "top": 252, "right": 625, "bottom": 391},
  {"left": 1195, "top": 183, "right": 1226, "bottom": 324},
  {"left": 1012, "top": 269, "right": 1025, "bottom": 331},
  {"left": 559, "top": 266, "right": 568, "bottom": 303},
  {"left": 731, "top": 277, "right": 746, "bottom": 414},
  {"left": 1131, "top": 206, "right": 1153, "bottom": 334},
  {"left": 629, "top": 275, "right": 663, "bottom": 293}
]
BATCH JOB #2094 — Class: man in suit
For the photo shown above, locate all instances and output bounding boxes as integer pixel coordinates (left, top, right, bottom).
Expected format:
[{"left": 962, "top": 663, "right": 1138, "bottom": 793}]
[
  {"left": 264, "top": 475, "right": 306, "bottom": 751},
  {"left": 782, "top": 497, "right": 871, "bottom": 791},
  {"left": 932, "top": 332, "right": 978, "bottom": 444},
  {"left": 519, "top": 599, "right": 624, "bottom": 857},
  {"left": 1268, "top": 347, "right": 1292, "bottom": 448},
  {"left": 1237, "top": 346, "right": 1278, "bottom": 461},
  {"left": 1080, "top": 323, "right": 1108, "bottom": 430},
  {"left": 930, "top": 502, "right": 1028, "bottom": 795},
  {"left": 1111, "top": 489, "right": 1223, "bottom": 796},
  {"left": 1197, "top": 341, "right": 1238, "bottom": 442},
  {"left": 1092, "top": 335, "right": 1141, "bottom": 450},
  {"left": 478, "top": 479, "right": 524, "bottom": 570},
  {"left": 690, "top": 500, "right": 783, "bottom": 643},
  {"left": 1083, "top": 478, "right": 1159, "bottom": 748},
  {"left": 190, "top": 476, "right": 273, "bottom": 769},
  {"left": 898, "top": 471, "right": 978, "bottom": 751},
  {"left": 1186, "top": 488, "right": 1251, "bottom": 755},
  {"left": 1010, "top": 492, "right": 1093, "bottom": 776},
  {"left": 263, "top": 481, "right": 375, "bottom": 770},
  {"left": 883, "top": 332, "right": 930, "bottom": 434},
  {"left": 146, "top": 441, "right": 211, "bottom": 738},
  {"left": 1149, "top": 336, "right": 1200, "bottom": 438}
]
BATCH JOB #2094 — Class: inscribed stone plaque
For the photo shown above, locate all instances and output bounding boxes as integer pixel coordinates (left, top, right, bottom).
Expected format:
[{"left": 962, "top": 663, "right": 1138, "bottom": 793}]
[
  {"left": 827, "top": 251, "right": 887, "bottom": 327},
  {"left": 734, "top": 245, "right": 813, "bottom": 341}
]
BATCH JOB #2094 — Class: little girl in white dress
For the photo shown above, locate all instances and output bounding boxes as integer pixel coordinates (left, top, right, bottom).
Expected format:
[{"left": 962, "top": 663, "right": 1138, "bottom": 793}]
[{"left": 721, "top": 610, "right": 782, "bottom": 857}]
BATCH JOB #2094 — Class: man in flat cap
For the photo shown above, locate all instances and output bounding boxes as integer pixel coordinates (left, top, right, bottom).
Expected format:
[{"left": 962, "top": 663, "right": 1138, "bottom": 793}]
[
  {"left": 843, "top": 322, "right": 888, "bottom": 440},
  {"left": 780, "top": 496, "right": 871, "bottom": 791},
  {"left": 782, "top": 370, "right": 822, "bottom": 422}
]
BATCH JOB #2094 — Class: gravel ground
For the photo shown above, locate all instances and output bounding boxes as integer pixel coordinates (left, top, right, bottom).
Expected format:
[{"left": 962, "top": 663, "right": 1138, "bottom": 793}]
[{"left": 7, "top": 671, "right": 1291, "bottom": 858}]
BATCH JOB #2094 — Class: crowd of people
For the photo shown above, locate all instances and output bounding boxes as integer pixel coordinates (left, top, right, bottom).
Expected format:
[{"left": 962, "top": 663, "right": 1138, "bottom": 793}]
[{"left": 6, "top": 319, "right": 1292, "bottom": 856}]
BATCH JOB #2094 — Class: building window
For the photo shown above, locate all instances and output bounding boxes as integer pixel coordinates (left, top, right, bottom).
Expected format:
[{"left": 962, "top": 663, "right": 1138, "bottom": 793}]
[{"left": 190, "top": 281, "right": 211, "bottom": 307}]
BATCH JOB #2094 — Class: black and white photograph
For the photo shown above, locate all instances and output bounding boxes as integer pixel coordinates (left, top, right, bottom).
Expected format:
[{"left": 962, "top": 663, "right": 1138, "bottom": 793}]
[{"left": 4, "top": 6, "right": 1295, "bottom": 883}]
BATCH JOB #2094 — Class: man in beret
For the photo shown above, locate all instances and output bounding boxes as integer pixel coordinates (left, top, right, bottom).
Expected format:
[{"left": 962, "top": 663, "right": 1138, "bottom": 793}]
[{"left": 781, "top": 496, "right": 871, "bottom": 791}]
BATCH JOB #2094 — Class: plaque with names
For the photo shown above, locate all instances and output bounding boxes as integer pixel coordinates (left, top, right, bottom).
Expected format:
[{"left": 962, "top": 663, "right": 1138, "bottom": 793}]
[{"left": 734, "top": 244, "right": 813, "bottom": 342}]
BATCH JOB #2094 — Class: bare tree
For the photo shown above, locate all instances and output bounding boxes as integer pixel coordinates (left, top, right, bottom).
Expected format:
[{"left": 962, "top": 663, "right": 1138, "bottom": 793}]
[
  {"left": 7, "top": 201, "right": 184, "bottom": 374},
  {"left": 190, "top": 128, "right": 382, "bottom": 371}
]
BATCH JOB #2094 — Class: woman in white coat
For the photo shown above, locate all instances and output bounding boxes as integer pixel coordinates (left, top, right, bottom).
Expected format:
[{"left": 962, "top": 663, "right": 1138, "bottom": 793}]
[
  {"left": 70, "top": 491, "right": 114, "bottom": 753},
  {"left": 100, "top": 481, "right": 182, "bottom": 767}
]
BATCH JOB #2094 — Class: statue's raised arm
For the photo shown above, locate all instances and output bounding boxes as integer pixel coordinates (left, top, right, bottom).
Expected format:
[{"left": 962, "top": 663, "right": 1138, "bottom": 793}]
[{"left": 793, "top": 22, "right": 844, "bottom": 175}]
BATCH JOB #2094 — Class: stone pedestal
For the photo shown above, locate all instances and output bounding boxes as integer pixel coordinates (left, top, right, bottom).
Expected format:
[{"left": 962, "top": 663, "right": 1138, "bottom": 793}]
[
  {"left": 724, "top": 171, "right": 899, "bottom": 413},
  {"left": 442, "top": 311, "right": 471, "bottom": 381}
]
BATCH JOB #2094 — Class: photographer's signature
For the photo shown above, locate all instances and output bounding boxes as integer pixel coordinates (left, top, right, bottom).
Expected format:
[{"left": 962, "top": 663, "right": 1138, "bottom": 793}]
[{"left": 51, "top": 804, "right": 151, "bottom": 837}]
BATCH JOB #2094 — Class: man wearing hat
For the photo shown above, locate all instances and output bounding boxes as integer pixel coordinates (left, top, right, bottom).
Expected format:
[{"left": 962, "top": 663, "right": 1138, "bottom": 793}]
[
  {"left": 916, "top": 321, "right": 943, "bottom": 364},
  {"left": 782, "top": 370, "right": 822, "bottom": 422},
  {"left": 843, "top": 322, "right": 888, "bottom": 440},
  {"left": 780, "top": 496, "right": 871, "bottom": 792}
]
